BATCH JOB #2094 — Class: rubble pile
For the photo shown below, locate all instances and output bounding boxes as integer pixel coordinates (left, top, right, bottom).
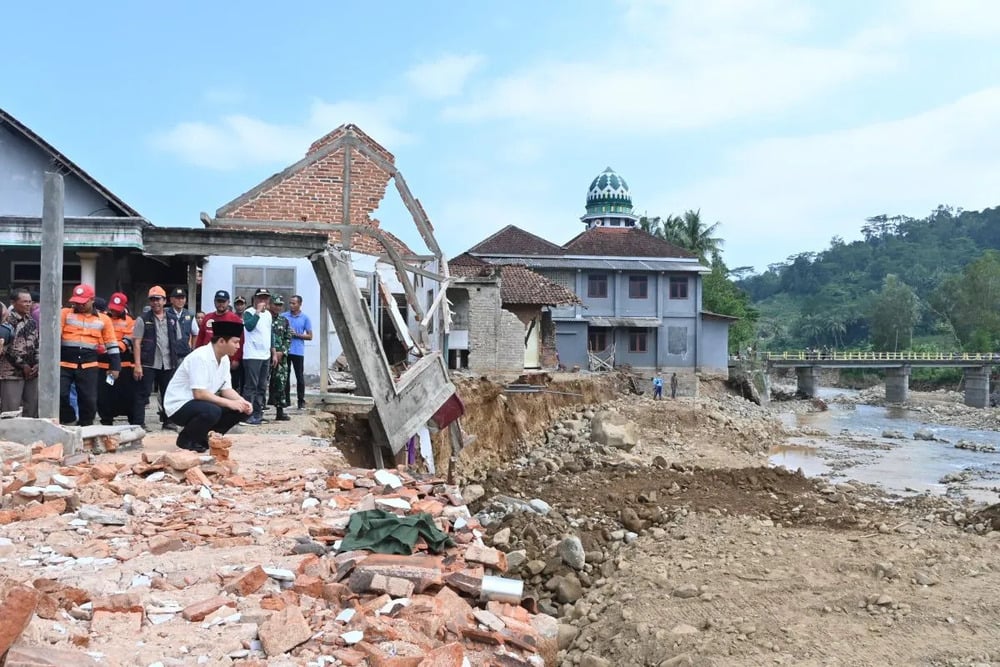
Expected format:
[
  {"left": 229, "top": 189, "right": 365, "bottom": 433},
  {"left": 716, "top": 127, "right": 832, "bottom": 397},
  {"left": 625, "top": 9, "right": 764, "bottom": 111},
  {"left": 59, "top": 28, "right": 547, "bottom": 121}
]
[{"left": 0, "top": 434, "right": 560, "bottom": 666}]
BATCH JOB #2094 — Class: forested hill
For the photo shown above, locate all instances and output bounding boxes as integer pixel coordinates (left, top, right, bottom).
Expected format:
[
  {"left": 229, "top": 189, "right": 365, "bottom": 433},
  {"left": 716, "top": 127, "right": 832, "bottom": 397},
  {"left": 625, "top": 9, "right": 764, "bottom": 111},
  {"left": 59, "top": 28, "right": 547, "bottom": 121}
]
[{"left": 736, "top": 205, "right": 1000, "bottom": 351}]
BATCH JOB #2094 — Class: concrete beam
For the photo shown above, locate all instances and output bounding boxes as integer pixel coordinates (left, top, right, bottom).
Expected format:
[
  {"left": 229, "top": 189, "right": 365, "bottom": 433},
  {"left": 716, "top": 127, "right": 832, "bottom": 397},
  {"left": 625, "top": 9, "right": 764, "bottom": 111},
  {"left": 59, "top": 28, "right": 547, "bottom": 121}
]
[
  {"left": 885, "top": 366, "right": 910, "bottom": 404},
  {"left": 141, "top": 227, "right": 329, "bottom": 258},
  {"left": 0, "top": 418, "right": 82, "bottom": 455},
  {"left": 963, "top": 366, "right": 990, "bottom": 408}
]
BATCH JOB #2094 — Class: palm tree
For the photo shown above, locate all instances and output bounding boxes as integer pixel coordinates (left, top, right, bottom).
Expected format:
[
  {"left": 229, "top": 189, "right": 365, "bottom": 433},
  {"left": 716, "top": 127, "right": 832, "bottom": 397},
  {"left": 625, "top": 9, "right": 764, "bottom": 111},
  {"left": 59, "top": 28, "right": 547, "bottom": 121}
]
[{"left": 674, "top": 209, "right": 723, "bottom": 263}]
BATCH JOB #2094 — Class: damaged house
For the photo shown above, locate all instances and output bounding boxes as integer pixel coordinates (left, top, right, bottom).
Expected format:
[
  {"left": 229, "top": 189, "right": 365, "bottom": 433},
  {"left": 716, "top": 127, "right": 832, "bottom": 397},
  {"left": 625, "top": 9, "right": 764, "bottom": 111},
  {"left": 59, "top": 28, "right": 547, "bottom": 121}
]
[
  {"left": 446, "top": 258, "right": 581, "bottom": 372},
  {"left": 198, "top": 125, "right": 437, "bottom": 377},
  {"left": 456, "top": 167, "right": 732, "bottom": 375}
]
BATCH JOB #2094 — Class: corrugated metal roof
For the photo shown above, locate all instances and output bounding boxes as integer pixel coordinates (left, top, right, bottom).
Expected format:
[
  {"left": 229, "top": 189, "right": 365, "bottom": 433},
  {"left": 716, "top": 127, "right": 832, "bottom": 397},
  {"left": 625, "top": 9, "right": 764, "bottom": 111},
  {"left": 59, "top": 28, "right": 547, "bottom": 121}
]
[{"left": 478, "top": 256, "right": 709, "bottom": 273}]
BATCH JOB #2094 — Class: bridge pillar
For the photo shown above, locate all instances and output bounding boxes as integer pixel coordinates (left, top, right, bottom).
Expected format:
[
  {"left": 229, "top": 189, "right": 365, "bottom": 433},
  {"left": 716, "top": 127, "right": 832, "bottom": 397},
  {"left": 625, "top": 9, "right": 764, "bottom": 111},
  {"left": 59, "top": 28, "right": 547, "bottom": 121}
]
[
  {"left": 795, "top": 366, "right": 820, "bottom": 398},
  {"left": 963, "top": 367, "right": 990, "bottom": 408},
  {"left": 885, "top": 366, "right": 910, "bottom": 404}
]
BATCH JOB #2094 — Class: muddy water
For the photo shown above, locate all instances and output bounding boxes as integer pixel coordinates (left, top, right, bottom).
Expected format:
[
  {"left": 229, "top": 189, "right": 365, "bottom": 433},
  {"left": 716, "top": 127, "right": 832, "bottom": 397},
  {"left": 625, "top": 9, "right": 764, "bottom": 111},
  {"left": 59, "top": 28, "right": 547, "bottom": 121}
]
[{"left": 769, "top": 388, "right": 1000, "bottom": 503}]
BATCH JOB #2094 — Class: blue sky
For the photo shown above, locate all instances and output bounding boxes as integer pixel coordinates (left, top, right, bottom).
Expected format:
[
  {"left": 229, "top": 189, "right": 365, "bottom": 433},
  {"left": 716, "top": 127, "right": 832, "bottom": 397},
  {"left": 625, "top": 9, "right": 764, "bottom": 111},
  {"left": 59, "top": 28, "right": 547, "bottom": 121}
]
[{"left": 3, "top": 0, "right": 1000, "bottom": 272}]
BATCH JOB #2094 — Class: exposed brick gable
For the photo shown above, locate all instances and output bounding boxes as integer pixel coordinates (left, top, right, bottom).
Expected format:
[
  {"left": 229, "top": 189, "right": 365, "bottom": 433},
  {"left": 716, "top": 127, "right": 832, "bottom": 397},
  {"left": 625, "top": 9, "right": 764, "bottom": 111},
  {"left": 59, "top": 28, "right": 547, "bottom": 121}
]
[{"left": 214, "top": 124, "right": 413, "bottom": 257}]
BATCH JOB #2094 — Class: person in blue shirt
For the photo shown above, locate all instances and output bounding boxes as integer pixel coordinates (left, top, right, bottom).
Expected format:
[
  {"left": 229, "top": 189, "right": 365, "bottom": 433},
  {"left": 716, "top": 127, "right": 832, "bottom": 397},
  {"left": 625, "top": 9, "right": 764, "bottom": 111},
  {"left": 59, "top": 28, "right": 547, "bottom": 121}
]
[
  {"left": 652, "top": 374, "right": 663, "bottom": 400},
  {"left": 281, "top": 295, "right": 313, "bottom": 410}
]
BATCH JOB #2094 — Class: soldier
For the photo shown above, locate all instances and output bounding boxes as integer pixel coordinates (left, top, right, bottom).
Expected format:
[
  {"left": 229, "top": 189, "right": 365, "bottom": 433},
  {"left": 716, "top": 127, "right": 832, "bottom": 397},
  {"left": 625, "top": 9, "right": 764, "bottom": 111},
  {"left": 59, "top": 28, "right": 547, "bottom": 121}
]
[
  {"left": 268, "top": 295, "right": 291, "bottom": 421},
  {"left": 98, "top": 293, "right": 137, "bottom": 425}
]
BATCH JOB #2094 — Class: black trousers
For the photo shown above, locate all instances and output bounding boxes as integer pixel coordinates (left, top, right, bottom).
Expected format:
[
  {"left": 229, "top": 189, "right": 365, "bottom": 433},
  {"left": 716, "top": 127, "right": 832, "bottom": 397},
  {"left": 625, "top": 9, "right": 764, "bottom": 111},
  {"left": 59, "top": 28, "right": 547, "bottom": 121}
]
[
  {"left": 170, "top": 400, "right": 244, "bottom": 449},
  {"left": 60, "top": 366, "right": 98, "bottom": 426},
  {"left": 98, "top": 368, "right": 138, "bottom": 425},
  {"left": 231, "top": 362, "right": 244, "bottom": 396},
  {"left": 136, "top": 367, "right": 174, "bottom": 427},
  {"left": 285, "top": 353, "right": 305, "bottom": 406}
]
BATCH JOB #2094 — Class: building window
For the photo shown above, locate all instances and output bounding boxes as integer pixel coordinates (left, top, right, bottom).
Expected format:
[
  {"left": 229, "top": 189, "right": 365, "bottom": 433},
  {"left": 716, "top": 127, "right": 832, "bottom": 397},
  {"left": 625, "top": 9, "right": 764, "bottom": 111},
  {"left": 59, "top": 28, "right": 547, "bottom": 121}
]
[
  {"left": 629, "top": 276, "right": 648, "bottom": 299},
  {"left": 629, "top": 331, "right": 647, "bottom": 353},
  {"left": 12, "top": 262, "right": 81, "bottom": 284},
  {"left": 588, "top": 329, "right": 609, "bottom": 352},
  {"left": 588, "top": 274, "right": 608, "bottom": 298},
  {"left": 233, "top": 265, "right": 297, "bottom": 303},
  {"left": 610, "top": 218, "right": 620, "bottom": 226},
  {"left": 669, "top": 276, "right": 688, "bottom": 299}
]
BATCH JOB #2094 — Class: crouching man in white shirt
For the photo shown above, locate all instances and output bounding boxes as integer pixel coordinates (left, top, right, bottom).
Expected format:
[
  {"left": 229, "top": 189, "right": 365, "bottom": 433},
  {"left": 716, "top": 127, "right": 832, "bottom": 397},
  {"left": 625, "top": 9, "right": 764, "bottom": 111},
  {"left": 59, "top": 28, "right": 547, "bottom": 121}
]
[{"left": 162, "top": 320, "right": 252, "bottom": 452}]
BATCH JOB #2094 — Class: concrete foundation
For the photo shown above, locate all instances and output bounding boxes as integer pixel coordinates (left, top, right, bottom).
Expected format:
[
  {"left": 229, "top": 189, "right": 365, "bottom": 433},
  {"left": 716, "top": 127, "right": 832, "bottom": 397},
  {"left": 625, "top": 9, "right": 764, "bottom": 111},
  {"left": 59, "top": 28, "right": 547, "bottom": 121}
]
[
  {"left": 885, "top": 366, "right": 910, "bottom": 404},
  {"left": 963, "top": 366, "right": 990, "bottom": 408},
  {"left": 0, "top": 418, "right": 82, "bottom": 454},
  {"left": 795, "top": 366, "right": 820, "bottom": 398}
]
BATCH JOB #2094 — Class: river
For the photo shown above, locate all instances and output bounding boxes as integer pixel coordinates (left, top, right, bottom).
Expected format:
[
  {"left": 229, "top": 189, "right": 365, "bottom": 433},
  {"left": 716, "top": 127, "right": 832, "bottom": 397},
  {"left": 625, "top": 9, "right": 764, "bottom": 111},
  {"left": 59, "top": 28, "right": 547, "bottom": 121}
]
[{"left": 768, "top": 387, "right": 1000, "bottom": 503}]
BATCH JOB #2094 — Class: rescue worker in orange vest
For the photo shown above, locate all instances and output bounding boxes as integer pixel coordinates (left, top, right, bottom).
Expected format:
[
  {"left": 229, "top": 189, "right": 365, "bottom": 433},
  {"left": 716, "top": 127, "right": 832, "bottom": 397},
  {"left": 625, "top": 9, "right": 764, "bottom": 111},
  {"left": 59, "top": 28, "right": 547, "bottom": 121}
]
[
  {"left": 60, "top": 284, "right": 120, "bottom": 426},
  {"left": 98, "top": 292, "right": 137, "bottom": 426}
]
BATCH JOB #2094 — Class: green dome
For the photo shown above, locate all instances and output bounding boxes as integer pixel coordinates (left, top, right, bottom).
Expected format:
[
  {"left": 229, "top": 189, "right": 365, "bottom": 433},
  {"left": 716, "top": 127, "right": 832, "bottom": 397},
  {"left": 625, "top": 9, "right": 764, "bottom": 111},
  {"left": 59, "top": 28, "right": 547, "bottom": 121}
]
[{"left": 586, "top": 167, "right": 633, "bottom": 216}]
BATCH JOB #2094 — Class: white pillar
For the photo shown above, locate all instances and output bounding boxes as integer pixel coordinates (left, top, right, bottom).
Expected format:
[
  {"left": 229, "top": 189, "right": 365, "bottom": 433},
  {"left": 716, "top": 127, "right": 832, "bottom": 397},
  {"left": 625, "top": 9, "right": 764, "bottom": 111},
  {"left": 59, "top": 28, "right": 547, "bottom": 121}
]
[{"left": 77, "top": 251, "right": 99, "bottom": 287}]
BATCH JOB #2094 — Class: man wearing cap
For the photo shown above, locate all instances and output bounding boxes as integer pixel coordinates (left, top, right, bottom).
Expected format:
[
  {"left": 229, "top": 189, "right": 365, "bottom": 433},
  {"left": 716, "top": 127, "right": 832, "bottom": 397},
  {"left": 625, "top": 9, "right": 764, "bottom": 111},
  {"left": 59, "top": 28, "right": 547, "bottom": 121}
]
[
  {"left": 267, "top": 295, "right": 292, "bottom": 421},
  {"left": 195, "top": 290, "right": 245, "bottom": 389},
  {"left": 98, "top": 293, "right": 136, "bottom": 425},
  {"left": 59, "top": 284, "right": 120, "bottom": 426},
  {"left": 0, "top": 288, "right": 39, "bottom": 418},
  {"left": 241, "top": 288, "right": 274, "bottom": 425},
  {"left": 163, "top": 319, "right": 252, "bottom": 452},
  {"left": 132, "top": 286, "right": 182, "bottom": 430},
  {"left": 168, "top": 288, "right": 194, "bottom": 362},
  {"left": 231, "top": 295, "right": 248, "bottom": 394}
]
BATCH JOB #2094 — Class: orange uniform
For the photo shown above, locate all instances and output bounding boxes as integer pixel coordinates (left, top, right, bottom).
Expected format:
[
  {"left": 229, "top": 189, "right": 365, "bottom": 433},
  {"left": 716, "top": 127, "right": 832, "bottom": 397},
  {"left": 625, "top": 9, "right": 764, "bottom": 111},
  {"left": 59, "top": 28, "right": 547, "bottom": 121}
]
[{"left": 60, "top": 307, "right": 121, "bottom": 372}]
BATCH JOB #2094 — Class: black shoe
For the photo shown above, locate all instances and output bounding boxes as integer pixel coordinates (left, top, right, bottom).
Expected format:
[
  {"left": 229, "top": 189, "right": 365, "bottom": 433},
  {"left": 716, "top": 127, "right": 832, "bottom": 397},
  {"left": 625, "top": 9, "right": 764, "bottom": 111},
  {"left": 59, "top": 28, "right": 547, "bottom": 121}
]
[
  {"left": 275, "top": 410, "right": 290, "bottom": 421},
  {"left": 297, "top": 402, "right": 306, "bottom": 410},
  {"left": 162, "top": 422, "right": 180, "bottom": 432}
]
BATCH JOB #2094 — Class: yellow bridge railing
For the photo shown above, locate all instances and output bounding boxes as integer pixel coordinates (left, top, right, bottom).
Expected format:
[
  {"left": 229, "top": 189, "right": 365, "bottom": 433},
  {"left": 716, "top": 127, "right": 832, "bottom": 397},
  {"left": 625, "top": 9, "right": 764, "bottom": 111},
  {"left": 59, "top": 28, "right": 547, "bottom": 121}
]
[{"left": 758, "top": 351, "right": 1000, "bottom": 362}]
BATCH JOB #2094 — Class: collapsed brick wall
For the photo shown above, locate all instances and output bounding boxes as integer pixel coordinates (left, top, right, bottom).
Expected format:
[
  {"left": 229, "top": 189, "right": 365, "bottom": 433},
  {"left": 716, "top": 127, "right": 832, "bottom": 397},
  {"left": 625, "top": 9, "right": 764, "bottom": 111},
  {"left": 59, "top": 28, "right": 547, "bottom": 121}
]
[
  {"left": 217, "top": 126, "right": 398, "bottom": 256},
  {"left": 540, "top": 310, "right": 558, "bottom": 368},
  {"left": 463, "top": 283, "right": 525, "bottom": 373}
]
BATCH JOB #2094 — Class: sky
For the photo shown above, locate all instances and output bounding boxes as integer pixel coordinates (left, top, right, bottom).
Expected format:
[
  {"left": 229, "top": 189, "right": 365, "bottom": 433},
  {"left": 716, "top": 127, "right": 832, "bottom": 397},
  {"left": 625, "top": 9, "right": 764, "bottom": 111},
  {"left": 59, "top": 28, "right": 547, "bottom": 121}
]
[{"left": 3, "top": 0, "right": 1000, "bottom": 273}]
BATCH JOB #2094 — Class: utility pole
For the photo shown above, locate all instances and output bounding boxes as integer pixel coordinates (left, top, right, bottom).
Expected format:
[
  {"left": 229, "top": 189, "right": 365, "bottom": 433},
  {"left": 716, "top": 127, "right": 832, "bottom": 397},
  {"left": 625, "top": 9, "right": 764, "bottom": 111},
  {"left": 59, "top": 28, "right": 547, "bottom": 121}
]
[{"left": 39, "top": 173, "right": 65, "bottom": 420}]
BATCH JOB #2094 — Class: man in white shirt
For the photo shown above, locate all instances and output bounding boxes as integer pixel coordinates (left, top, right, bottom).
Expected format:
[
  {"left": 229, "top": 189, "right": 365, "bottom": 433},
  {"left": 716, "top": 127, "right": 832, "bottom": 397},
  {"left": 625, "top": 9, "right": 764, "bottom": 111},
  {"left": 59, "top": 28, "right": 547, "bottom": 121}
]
[
  {"left": 240, "top": 288, "right": 273, "bottom": 425},
  {"left": 163, "top": 319, "right": 252, "bottom": 452}
]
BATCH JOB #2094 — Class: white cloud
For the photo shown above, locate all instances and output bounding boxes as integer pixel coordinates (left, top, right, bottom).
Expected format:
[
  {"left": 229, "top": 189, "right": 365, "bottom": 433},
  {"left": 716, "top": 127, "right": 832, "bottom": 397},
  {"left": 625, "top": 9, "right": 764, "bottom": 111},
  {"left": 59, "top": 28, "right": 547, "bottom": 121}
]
[
  {"left": 151, "top": 99, "right": 413, "bottom": 170},
  {"left": 406, "top": 54, "right": 484, "bottom": 99},
  {"left": 650, "top": 88, "right": 1000, "bottom": 270},
  {"left": 445, "top": 0, "right": 892, "bottom": 131},
  {"left": 894, "top": 0, "right": 1000, "bottom": 38}
]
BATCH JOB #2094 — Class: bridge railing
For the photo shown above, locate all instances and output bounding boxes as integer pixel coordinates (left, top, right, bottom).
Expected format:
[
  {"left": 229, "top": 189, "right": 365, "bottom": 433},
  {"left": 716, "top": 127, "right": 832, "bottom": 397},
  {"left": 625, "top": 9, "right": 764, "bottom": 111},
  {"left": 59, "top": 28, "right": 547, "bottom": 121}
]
[{"left": 761, "top": 351, "right": 1000, "bottom": 362}]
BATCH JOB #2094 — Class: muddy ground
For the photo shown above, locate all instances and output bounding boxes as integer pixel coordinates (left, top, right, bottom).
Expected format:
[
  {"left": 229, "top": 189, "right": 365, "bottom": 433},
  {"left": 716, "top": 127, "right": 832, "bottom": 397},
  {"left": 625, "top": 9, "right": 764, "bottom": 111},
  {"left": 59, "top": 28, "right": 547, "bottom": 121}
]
[{"left": 463, "top": 385, "right": 1000, "bottom": 667}]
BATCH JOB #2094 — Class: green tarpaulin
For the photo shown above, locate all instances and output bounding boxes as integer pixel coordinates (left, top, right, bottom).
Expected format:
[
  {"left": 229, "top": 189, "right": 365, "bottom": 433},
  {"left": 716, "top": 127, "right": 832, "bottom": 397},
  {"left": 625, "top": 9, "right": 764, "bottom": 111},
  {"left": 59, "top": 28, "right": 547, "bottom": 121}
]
[{"left": 338, "top": 509, "right": 454, "bottom": 555}]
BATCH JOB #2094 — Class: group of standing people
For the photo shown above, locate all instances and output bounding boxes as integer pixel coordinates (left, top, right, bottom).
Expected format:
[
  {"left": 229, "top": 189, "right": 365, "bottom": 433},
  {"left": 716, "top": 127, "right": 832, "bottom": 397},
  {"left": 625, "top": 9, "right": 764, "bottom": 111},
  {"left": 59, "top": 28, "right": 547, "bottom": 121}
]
[
  {"left": 652, "top": 372, "right": 679, "bottom": 399},
  {"left": 53, "top": 284, "right": 312, "bottom": 443}
]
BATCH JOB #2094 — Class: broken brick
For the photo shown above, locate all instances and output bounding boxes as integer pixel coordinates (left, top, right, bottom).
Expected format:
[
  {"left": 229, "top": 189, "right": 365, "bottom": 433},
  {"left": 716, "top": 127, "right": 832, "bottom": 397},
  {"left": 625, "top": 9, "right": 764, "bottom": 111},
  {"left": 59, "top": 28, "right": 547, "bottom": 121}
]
[
  {"left": 369, "top": 573, "right": 415, "bottom": 599},
  {"left": 258, "top": 605, "right": 312, "bottom": 656},
  {"left": 185, "top": 466, "right": 211, "bottom": 487},
  {"left": 148, "top": 535, "right": 184, "bottom": 555},
  {"left": 3, "top": 645, "right": 101, "bottom": 666},
  {"left": 181, "top": 596, "right": 233, "bottom": 622},
  {"left": 31, "top": 443, "right": 63, "bottom": 462},
  {"left": 21, "top": 498, "right": 67, "bottom": 521},
  {"left": 464, "top": 544, "right": 508, "bottom": 572},
  {"left": 90, "top": 609, "right": 143, "bottom": 634},
  {"left": 223, "top": 565, "right": 268, "bottom": 596},
  {"left": 416, "top": 642, "right": 465, "bottom": 667},
  {"left": 163, "top": 450, "right": 202, "bottom": 471},
  {"left": 0, "top": 585, "right": 41, "bottom": 656},
  {"left": 293, "top": 574, "right": 324, "bottom": 598}
]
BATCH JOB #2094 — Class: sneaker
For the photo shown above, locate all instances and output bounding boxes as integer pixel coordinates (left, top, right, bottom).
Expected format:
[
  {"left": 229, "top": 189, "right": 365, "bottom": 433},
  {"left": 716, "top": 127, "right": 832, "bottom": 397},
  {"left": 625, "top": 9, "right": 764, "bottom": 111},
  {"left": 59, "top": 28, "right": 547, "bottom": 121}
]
[{"left": 244, "top": 416, "right": 262, "bottom": 426}]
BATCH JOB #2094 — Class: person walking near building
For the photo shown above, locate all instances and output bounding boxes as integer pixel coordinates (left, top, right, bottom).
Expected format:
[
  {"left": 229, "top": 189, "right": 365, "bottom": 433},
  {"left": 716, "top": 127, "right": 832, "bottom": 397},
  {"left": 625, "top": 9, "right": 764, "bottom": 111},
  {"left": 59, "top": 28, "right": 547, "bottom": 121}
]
[
  {"left": 163, "top": 319, "right": 252, "bottom": 452},
  {"left": 670, "top": 372, "right": 679, "bottom": 399},
  {"left": 652, "top": 374, "right": 663, "bottom": 400},
  {"left": 133, "top": 286, "right": 181, "bottom": 430},
  {"left": 268, "top": 295, "right": 292, "bottom": 421},
  {"left": 241, "top": 288, "right": 273, "bottom": 425},
  {"left": 282, "top": 294, "right": 312, "bottom": 410},
  {"left": 98, "top": 293, "right": 136, "bottom": 425},
  {"left": 168, "top": 288, "right": 194, "bottom": 363},
  {"left": 59, "top": 284, "right": 120, "bottom": 426},
  {"left": 0, "top": 288, "right": 39, "bottom": 417}
]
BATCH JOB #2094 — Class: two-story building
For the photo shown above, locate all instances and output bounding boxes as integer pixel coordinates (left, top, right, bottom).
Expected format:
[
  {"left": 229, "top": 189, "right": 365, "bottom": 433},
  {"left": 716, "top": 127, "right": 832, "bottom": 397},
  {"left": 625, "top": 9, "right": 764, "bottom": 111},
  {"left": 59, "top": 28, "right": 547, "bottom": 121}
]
[{"left": 455, "top": 167, "right": 732, "bottom": 374}]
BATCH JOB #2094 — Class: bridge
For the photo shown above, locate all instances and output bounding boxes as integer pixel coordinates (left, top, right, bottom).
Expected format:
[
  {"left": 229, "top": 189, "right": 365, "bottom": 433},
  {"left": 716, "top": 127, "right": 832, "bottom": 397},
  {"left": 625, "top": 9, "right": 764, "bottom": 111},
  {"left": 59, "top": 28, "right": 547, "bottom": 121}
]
[{"left": 730, "top": 352, "right": 998, "bottom": 408}]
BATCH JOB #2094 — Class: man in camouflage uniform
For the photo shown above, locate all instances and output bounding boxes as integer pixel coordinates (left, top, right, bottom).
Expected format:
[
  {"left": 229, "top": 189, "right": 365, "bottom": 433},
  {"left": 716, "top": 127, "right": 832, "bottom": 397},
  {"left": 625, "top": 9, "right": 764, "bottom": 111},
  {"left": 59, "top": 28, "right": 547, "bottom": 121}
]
[{"left": 268, "top": 295, "right": 291, "bottom": 421}]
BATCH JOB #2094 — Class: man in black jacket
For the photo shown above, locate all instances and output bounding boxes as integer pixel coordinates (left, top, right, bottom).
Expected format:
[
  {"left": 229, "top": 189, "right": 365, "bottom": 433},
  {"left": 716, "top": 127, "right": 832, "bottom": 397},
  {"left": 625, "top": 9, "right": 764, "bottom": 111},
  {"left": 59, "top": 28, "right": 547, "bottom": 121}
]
[{"left": 132, "top": 286, "right": 181, "bottom": 430}]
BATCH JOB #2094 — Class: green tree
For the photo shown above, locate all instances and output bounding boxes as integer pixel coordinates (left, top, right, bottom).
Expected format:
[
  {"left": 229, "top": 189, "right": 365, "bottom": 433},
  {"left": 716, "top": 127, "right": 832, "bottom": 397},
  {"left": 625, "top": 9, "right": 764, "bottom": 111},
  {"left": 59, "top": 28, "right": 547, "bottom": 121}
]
[
  {"left": 868, "top": 275, "right": 920, "bottom": 351},
  {"left": 703, "top": 255, "right": 758, "bottom": 351},
  {"left": 930, "top": 250, "right": 1000, "bottom": 350}
]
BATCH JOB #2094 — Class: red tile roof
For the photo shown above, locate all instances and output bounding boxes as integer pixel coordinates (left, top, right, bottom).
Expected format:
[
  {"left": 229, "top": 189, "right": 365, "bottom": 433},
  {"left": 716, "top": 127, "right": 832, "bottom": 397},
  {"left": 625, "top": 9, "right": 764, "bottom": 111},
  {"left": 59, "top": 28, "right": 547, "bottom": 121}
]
[
  {"left": 561, "top": 226, "right": 695, "bottom": 258},
  {"left": 465, "top": 225, "right": 564, "bottom": 256},
  {"left": 449, "top": 261, "right": 581, "bottom": 306}
]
